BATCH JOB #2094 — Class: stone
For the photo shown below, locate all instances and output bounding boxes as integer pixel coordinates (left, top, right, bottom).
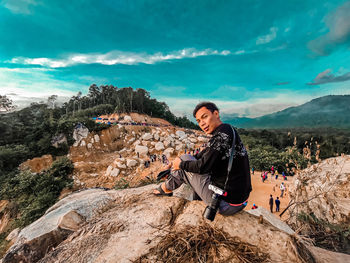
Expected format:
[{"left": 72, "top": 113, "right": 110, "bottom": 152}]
[
  {"left": 80, "top": 140, "right": 86, "bottom": 147},
  {"left": 175, "top": 144, "right": 183, "bottom": 151},
  {"left": 110, "top": 168, "right": 120, "bottom": 177},
  {"left": 198, "top": 136, "right": 207, "bottom": 142},
  {"left": 189, "top": 138, "right": 197, "bottom": 143},
  {"left": 6, "top": 228, "right": 20, "bottom": 242},
  {"left": 164, "top": 147, "right": 174, "bottom": 157},
  {"left": 176, "top": 130, "right": 186, "bottom": 138},
  {"left": 154, "top": 133, "right": 160, "bottom": 141},
  {"left": 58, "top": 210, "right": 85, "bottom": 232},
  {"left": 135, "top": 145, "right": 148, "bottom": 157},
  {"left": 87, "top": 143, "right": 92, "bottom": 149},
  {"left": 115, "top": 162, "right": 126, "bottom": 169},
  {"left": 72, "top": 123, "right": 89, "bottom": 146},
  {"left": 105, "top": 165, "right": 113, "bottom": 176},
  {"left": 126, "top": 159, "right": 138, "bottom": 167},
  {"left": 142, "top": 133, "right": 153, "bottom": 141},
  {"left": 124, "top": 115, "right": 132, "bottom": 122},
  {"left": 155, "top": 142, "right": 165, "bottom": 151}
]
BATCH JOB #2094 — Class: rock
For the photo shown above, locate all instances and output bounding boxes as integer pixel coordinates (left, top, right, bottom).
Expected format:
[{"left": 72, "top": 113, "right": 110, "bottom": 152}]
[
  {"left": 128, "top": 137, "right": 135, "bottom": 143},
  {"left": 154, "top": 133, "right": 160, "bottom": 141},
  {"left": 105, "top": 165, "right": 113, "bottom": 176},
  {"left": 87, "top": 143, "right": 92, "bottom": 149},
  {"left": 135, "top": 145, "right": 148, "bottom": 157},
  {"left": 126, "top": 159, "right": 138, "bottom": 167},
  {"left": 189, "top": 137, "right": 197, "bottom": 143},
  {"left": 110, "top": 168, "right": 120, "bottom": 177},
  {"left": 142, "top": 133, "right": 153, "bottom": 141},
  {"left": 2, "top": 189, "right": 114, "bottom": 263},
  {"left": 20, "top": 185, "right": 322, "bottom": 263},
  {"left": 115, "top": 162, "right": 126, "bottom": 169},
  {"left": 175, "top": 144, "right": 183, "bottom": 151},
  {"left": 141, "top": 140, "right": 149, "bottom": 146},
  {"left": 289, "top": 155, "right": 350, "bottom": 226},
  {"left": 72, "top": 123, "right": 89, "bottom": 146},
  {"left": 155, "top": 142, "right": 165, "bottom": 151},
  {"left": 51, "top": 133, "right": 67, "bottom": 148},
  {"left": 58, "top": 211, "right": 85, "bottom": 232},
  {"left": 80, "top": 140, "right": 86, "bottom": 147},
  {"left": 176, "top": 130, "right": 186, "bottom": 138},
  {"left": 94, "top": 134, "right": 100, "bottom": 143},
  {"left": 163, "top": 140, "right": 171, "bottom": 147},
  {"left": 247, "top": 207, "right": 294, "bottom": 235},
  {"left": 6, "top": 228, "right": 20, "bottom": 242},
  {"left": 198, "top": 136, "right": 207, "bottom": 142},
  {"left": 164, "top": 147, "right": 174, "bottom": 157},
  {"left": 90, "top": 138, "right": 94, "bottom": 144},
  {"left": 124, "top": 115, "right": 132, "bottom": 122}
]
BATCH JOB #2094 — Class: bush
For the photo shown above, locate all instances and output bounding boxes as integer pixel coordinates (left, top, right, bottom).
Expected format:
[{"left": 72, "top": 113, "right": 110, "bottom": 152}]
[{"left": 0, "top": 156, "right": 73, "bottom": 227}]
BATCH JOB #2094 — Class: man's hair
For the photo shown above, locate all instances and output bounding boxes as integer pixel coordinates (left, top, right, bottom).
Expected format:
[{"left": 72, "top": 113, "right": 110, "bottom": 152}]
[{"left": 193, "top": 101, "right": 219, "bottom": 117}]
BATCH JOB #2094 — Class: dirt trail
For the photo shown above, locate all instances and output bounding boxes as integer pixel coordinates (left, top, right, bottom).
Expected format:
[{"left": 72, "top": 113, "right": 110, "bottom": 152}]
[{"left": 249, "top": 171, "right": 290, "bottom": 220}]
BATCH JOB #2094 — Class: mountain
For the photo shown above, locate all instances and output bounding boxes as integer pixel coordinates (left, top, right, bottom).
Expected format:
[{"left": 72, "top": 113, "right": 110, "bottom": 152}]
[{"left": 223, "top": 95, "right": 350, "bottom": 129}]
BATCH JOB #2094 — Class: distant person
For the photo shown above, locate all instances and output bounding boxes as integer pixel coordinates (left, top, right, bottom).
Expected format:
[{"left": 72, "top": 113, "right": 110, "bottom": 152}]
[
  {"left": 251, "top": 167, "right": 254, "bottom": 175},
  {"left": 280, "top": 182, "right": 285, "bottom": 197},
  {"left": 271, "top": 165, "right": 274, "bottom": 175},
  {"left": 282, "top": 171, "right": 286, "bottom": 181},
  {"left": 251, "top": 203, "right": 258, "bottom": 209},
  {"left": 275, "top": 197, "right": 280, "bottom": 212},
  {"left": 275, "top": 172, "right": 278, "bottom": 180},
  {"left": 269, "top": 195, "right": 274, "bottom": 213}
]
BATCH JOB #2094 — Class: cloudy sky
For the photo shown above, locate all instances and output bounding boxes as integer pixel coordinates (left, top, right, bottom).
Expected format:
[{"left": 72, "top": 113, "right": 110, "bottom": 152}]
[{"left": 1, "top": 0, "right": 350, "bottom": 118}]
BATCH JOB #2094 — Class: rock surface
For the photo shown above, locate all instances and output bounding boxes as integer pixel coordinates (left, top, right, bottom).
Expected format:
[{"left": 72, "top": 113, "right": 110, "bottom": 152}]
[
  {"left": 3, "top": 185, "right": 345, "bottom": 263},
  {"left": 289, "top": 155, "right": 350, "bottom": 226}
]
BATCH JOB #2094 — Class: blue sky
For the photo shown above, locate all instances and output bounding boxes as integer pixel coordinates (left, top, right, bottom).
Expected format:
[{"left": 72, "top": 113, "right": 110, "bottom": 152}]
[{"left": 1, "top": 0, "right": 350, "bottom": 118}]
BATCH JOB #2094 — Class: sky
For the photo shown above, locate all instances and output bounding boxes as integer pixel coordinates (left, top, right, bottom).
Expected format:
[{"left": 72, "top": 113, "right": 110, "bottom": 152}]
[{"left": 1, "top": 0, "right": 350, "bottom": 118}]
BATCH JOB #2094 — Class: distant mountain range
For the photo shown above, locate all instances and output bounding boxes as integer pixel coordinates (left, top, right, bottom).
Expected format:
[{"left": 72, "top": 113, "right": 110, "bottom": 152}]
[{"left": 222, "top": 95, "right": 350, "bottom": 129}]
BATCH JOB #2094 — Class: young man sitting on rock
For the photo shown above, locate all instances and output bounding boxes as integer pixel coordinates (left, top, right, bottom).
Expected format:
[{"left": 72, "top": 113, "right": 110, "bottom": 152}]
[{"left": 154, "top": 102, "right": 252, "bottom": 216}]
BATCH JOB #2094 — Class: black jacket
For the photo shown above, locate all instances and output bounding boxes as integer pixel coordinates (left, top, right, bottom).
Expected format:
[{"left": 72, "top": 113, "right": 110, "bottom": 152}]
[{"left": 180, "top": 123, "right": 252, "bottom": 204}]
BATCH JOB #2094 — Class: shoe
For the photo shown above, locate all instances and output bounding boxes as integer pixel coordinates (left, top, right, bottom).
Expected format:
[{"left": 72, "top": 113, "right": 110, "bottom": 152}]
[{"left": 153, "top": 184, "right": 173, "bottom": 197}]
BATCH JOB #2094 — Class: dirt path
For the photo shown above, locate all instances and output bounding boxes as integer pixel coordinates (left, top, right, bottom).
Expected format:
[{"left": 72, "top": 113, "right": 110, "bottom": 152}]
[{"left": 249, "top": 171, "right": 291, "bottom": 220}]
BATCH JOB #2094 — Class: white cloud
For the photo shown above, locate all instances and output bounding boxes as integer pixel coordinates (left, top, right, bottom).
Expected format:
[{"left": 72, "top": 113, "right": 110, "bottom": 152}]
[
  {"left": 8, "top": 48, "right": 231, "bottom": 68},
  {"left": 2, "top": 0, "right": 37, "bottom": 14},
  {"left": 0, "top": 67, "right": 82, "bottom": 109},
  {"left": 256, "top": 27, "right": 278, "bottom": 45}
]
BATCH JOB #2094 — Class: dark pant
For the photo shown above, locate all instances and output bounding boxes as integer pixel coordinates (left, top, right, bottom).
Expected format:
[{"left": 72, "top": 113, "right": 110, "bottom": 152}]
[{"left": 164, "top": 154, "right": 246, "bottom": 216}]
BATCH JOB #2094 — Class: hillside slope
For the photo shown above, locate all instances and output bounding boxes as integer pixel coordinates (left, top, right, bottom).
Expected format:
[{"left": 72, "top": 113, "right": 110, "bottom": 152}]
[{"left": 224, "top": 95, "right": 350, "bottom": 128}]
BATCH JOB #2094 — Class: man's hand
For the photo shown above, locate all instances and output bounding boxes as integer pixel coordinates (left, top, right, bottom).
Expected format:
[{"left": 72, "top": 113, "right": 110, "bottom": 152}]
[{"left": 173, "top": 157, "right": 182, "bottom": 170}]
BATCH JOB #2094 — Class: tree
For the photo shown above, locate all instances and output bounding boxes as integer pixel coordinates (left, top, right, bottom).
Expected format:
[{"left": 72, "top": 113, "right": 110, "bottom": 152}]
[
  {"left": 0, "top": 95, "right": 16, "bottom": 112},
  {"left": 47, "top": 95, "right": 58, "bottom": 109}
]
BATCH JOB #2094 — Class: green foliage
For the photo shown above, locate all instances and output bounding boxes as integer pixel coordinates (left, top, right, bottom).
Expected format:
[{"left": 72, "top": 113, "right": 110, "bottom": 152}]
[
  {"left": 114, "top": 178, "right": 130, "bottom": 190},
  {"left": 0, "top": 157, "right": 73, "bottom": 227}
]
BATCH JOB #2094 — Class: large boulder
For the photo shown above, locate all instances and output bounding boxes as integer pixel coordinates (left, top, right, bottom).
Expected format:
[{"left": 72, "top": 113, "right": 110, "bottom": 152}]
[
  {"left": 126, "top": 159, "right": 138, "bottom": 167},
  {"left": 2, "top": 189, "right": 114, "bottom": 263},
  {"left": 154, "top": 142, "right": 165, "bottom": 151},
  {"left": 289, "top": 155, "right": 350, "bottom": 226},
  {"left": 135, "top": 145, "right": 148, "bottom": 157},
  {"left": 141, "top": 133, "right": 153, "bottom": 141},
  {"left": 72, "top": 123, "right": 89, "bottom": 146},
  {"left": 3, "top": 185, "right": 349, "bottom": 263}
]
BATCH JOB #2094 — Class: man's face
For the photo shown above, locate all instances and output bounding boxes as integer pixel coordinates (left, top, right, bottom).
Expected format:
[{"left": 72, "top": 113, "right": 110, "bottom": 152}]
[{"left": 195, "top": 107, "right": 222, "bottom": 134}]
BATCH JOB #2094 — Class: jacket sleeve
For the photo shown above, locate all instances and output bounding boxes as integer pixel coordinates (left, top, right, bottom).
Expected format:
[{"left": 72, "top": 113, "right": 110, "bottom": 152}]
[{"left": 180, "top": 147, "right": 222, "bottom": 174}]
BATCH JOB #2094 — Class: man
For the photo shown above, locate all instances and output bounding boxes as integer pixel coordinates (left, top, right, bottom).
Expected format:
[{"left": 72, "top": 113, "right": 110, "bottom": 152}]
[
  {"left": 153, "top": 102, "right": 252, "bottom": 216},
  {"left": 280, "top": 182, "right": 285, "bottom": 197},
  {"left": 275, "top": 197, "right": 280, "bottom": 212},
  {"left": 269, "top": 194, "right": 274, "bottom": 213}
]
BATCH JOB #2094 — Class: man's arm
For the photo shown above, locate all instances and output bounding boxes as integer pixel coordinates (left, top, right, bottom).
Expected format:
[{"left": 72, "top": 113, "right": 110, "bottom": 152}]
[{"left": 179, "top": 147, "right": 222, "bottom": 174}]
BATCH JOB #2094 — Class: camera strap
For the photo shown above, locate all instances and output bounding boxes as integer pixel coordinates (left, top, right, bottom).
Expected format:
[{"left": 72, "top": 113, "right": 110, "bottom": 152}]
[{"left": 223, "top": 126, "right": 236, "bottom": 192}]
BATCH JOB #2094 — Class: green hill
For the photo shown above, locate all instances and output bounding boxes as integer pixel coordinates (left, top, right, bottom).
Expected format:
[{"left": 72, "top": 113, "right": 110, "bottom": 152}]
[{"left": 224, "top": 95, "right": 350, "bottom": 129}]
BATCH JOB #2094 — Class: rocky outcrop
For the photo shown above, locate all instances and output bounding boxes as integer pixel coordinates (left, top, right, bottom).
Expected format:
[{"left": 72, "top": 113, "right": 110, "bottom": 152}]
[
  {"left": 3, "top": 185, "right": 343, "bottom": 263},
  {"left": 72, "top": 123, "right": 89, "bottom": 147},
  {"left": 2, "top": 189, "right": 114, "bottom": 263},
  {"left": 289, "top": 155, "right": 350, "bottom": 226}
]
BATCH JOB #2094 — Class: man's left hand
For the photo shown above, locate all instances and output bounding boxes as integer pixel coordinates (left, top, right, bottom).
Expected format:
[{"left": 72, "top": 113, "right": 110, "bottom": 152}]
[{"left": 172, "top": 157, "right": 182, "bottom": 170}]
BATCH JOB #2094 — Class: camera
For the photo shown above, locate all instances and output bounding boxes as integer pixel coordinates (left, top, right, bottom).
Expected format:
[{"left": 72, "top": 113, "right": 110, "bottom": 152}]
[{"left": 203, "top": 184, "right": 225, "bottom": 221}]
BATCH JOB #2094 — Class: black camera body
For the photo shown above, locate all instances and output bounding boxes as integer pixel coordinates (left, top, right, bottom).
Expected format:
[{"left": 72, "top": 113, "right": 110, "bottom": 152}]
[{"left": 203, "top": 184, "right": 225, "bottom": 221}]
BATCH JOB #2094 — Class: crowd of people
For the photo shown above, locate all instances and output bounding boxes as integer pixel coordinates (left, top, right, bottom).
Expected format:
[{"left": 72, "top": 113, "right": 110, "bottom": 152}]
[
  {"left": 254, "top": 165, "right": 288, "bottom": 183},
  {"left": 144, "top": 153, "right": 169, "bottom": 168}
]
